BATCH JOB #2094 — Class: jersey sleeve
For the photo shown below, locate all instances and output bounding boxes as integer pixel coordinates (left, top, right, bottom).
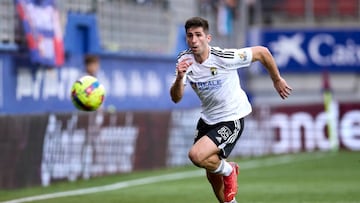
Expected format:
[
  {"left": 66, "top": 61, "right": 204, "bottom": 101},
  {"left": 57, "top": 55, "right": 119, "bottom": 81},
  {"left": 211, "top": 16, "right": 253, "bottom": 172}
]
[{"left": 219, "top": 47, "right": 253, "bottom": 69}]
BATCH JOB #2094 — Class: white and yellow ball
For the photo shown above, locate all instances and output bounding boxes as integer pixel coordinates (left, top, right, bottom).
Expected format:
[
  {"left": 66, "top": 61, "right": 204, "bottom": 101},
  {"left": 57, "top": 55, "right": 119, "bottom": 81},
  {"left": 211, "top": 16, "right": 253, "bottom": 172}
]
[{"left": 71, "top": 75, "right": 105, "bottom": 111}]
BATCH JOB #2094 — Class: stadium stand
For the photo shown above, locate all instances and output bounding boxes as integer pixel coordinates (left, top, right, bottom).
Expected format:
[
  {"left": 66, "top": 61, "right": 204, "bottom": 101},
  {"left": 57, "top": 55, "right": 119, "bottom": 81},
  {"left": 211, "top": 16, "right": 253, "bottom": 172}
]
[
  {"left": 0, "top": 0, "right": 15, "bottom": 45},
  {"left": 0, "top": 0, "right": 359, "bottom": 105},
  {"left": 1, "top": 0, "right": 359, "bottom": 51}
]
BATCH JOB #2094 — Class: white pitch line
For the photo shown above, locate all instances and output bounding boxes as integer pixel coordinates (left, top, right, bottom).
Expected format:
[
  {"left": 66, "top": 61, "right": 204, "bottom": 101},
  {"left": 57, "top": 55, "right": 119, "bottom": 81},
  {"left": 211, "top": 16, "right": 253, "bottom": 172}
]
[{"left": 1, "top": 153, "right": 328, "bottom": 203}]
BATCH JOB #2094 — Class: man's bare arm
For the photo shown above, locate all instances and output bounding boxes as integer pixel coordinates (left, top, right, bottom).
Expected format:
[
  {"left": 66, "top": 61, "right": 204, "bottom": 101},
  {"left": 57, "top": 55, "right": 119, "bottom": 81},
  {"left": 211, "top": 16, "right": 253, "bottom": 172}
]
[
  {"left": 251, "top": 46, "right": 292, "bottom": 99},
  {"left": 170, "top": 76, "right": 185, "bottom": 103}
]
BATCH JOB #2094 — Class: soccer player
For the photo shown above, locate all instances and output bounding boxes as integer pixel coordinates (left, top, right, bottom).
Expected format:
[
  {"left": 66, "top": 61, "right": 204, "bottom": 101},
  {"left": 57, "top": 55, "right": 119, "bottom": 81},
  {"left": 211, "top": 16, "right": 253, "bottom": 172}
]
[{"left": 170, "top": 17, "right": 292, "bottom": 203}]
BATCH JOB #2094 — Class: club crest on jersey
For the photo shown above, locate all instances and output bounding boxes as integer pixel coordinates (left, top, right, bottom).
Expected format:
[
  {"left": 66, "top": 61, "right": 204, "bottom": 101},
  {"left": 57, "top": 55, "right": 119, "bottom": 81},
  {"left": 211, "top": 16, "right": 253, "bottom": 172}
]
[
  {"left": 210, "top": 67, "right": 217, "bottom": 75},
  {"left": 238, "top": 51, "right": 248, "bottom": 61}
]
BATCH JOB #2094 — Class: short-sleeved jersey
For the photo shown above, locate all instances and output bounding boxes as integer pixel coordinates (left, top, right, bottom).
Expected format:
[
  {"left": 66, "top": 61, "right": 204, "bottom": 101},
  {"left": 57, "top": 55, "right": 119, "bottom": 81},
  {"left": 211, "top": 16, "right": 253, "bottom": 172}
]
[{"left": 176, "top": 46, "right": 253, "bottom": 125}]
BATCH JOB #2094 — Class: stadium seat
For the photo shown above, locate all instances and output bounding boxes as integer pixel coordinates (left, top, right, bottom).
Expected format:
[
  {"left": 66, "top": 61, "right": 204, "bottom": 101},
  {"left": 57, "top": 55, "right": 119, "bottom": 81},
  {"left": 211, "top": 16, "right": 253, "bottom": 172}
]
[
  {"left": 283, "top": 0, "right": 306, "bottom": 17},
  {"left": 336, "top": 0, "right": 358, "bottom": 17},
  {"left": 313, "top": 0, "right": 331, "bottom": 17}
]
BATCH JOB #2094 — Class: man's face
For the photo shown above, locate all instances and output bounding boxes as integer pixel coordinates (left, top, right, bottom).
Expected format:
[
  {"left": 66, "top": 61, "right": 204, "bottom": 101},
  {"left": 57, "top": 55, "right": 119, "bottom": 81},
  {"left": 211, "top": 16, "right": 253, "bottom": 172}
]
[{"left": 186, "top": 26, "right": 211, "bottom": 56}]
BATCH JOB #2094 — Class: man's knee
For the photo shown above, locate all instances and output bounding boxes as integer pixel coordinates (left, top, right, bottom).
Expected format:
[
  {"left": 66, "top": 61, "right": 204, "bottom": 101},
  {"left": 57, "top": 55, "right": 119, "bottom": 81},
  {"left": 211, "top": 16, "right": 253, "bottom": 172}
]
[
  {"left": 188, "top": 149, "right": 221, "bottom": 169},
  {"left": 188, "top": 136, "right": 221, "bottom": 168},
  {"left": 188, "top": 148, "right": 203, "bottom": 167}
]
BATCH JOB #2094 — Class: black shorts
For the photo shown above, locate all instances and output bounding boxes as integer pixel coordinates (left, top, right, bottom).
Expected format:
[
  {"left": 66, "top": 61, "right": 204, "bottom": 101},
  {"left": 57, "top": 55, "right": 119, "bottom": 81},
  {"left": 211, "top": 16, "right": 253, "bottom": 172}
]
[{"left": 194, "top": 118, "right": 245, "bottom": 159}]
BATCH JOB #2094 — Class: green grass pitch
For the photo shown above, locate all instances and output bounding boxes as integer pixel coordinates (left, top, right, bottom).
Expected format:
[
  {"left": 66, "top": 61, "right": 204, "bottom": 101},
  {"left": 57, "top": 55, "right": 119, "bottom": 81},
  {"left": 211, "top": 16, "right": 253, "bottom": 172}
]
[{"left": 1, "top": 151, "right": 359, "bottom": 203}]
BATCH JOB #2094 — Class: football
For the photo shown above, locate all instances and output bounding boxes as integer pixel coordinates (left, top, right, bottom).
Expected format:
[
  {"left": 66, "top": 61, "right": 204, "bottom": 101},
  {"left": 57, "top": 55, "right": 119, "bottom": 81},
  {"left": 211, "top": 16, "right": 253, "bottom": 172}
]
[{"left": 71, "top": 75, "right": 105, "bottom": 111}]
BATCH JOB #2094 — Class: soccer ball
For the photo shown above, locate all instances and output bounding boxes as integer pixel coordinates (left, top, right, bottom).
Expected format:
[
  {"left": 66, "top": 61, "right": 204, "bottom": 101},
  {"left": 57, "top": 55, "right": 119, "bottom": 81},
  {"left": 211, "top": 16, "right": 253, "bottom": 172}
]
[{"left": 71, "top": 75, "right": 105, "bottom": 111}]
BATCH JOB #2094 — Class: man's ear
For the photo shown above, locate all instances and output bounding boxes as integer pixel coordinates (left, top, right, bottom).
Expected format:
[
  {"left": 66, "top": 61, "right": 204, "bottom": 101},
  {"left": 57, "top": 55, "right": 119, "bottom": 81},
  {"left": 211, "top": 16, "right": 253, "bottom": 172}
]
[{"left": 207, "top": 34, "right": 212, "bottom": 43}]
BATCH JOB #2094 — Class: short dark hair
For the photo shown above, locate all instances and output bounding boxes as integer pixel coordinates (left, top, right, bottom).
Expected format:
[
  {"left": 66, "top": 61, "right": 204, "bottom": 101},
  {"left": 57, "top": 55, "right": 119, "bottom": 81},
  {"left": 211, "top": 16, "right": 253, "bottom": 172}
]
[
  {"left": 84, "top": 54, "right": 99, "bottom": 66},
  {"left": 185, "top": 17, "right": 209, "bottom": 33}
]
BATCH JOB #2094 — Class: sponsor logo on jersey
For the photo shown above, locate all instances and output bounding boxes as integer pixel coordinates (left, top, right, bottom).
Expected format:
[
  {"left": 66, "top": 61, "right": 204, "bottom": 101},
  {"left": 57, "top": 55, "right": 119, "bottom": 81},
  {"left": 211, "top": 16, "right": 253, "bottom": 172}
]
[{"left": 191, "top": 80, "right": 222, "bottom": 91}]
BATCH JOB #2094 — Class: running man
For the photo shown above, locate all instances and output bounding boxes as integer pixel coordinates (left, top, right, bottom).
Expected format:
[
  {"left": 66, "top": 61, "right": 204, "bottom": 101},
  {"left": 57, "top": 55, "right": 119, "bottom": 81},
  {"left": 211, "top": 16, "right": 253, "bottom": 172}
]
[{"left": 170, "top": 17, "right": 292, "bottom": 203}]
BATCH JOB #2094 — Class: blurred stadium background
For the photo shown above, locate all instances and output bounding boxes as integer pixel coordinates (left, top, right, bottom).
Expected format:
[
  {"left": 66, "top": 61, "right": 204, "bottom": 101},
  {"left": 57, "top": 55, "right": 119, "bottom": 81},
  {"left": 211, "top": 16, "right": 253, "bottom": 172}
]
[{"left": 0, "top": 0, "right": 359, "bottom": 202}]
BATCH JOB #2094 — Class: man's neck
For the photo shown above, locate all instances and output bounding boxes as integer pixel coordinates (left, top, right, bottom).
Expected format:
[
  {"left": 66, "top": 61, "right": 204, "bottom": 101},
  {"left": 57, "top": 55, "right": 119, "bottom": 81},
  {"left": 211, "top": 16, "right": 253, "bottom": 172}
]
[{"left": 194, "top": 46, "right": 210, "bottom": 64}]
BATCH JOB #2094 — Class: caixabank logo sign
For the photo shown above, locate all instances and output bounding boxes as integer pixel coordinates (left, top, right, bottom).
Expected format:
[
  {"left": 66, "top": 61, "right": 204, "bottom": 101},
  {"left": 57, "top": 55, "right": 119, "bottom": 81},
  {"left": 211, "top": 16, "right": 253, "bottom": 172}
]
[{"left": 262, "top": 29, "right": 360, "bottom": 72}]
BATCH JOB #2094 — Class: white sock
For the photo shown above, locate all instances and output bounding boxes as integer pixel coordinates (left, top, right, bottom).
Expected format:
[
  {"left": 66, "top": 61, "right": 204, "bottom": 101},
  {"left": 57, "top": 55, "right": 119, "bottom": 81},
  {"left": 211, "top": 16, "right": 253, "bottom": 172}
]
[{"left": 212, "top": 159, "right": 233, "bottom": 176}]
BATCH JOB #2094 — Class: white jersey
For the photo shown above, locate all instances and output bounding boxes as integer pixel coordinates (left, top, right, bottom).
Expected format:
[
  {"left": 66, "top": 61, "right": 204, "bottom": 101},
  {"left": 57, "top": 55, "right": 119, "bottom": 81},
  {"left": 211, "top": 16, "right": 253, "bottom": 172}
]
[{"left": 176, "top": 46, "right": 253, "bottom": 125}]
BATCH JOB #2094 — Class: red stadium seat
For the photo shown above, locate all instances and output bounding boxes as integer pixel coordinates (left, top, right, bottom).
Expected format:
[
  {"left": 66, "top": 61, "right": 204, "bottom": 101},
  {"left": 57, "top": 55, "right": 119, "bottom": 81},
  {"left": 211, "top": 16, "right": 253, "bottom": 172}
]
[
  {"left": 283, "top": 0, "right": 306, "bottom": 17},
  {"left": 313, "top": 0, "right": 331, "bottom": 17},
  {"left": 336, "top": 0, "right": 358, "bottom": 17}
]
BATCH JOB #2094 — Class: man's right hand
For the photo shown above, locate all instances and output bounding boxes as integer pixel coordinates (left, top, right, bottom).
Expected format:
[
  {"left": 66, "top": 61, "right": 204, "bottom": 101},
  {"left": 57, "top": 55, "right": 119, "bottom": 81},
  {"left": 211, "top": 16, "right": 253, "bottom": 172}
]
[{"left": 176, "top": 58, "right": 193, "bottom": 79}]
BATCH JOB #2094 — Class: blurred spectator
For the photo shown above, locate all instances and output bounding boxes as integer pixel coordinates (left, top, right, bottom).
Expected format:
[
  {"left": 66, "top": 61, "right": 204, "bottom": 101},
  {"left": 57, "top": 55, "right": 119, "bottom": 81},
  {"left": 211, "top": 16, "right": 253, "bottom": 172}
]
[
  {"left": 84, "top": 54, "right": 100, "bottom": 76},
  {"left": 198, "top": 0, "right": 238, "bottom": 36},
  {"left": 245, "top": 0, "right": 256, "bottom": 25},
  {"left": 198, "top": 0, "right": 218, "bottom": 14},
  {"left": 217, "top": 0, "right": 238, "bottom": 36},
  {"left": 261, "top": 0, "right": 281, "bottom": 25}
]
